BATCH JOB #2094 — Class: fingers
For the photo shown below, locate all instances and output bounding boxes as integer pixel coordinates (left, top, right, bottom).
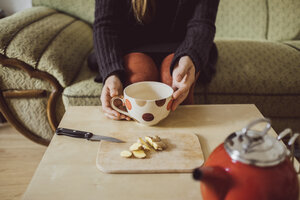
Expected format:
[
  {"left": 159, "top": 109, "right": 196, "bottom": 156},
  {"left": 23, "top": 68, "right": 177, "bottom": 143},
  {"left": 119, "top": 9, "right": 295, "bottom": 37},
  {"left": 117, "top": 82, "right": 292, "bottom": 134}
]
[
  {"left": 173, "top": 86, "right": 189, "bottom": 100},
  {"left": 172, "top": 73, "right": 189, "bottom": 100},
  {"left": 172, "top": 68, "right": 194, "bottom": 94},
  {"left": 171, "top": 56, "right": 196, "bottom": 110},
  {"left": 102, "top": 97, "right": 131, "bottom": 120},
  {"left": 100, "top": 75, "right": 132, "bottom": 121},
  {"left": 104, "top": 113, "right": 131, "bottom": 121},
  {"left": 102, "top": 92, "right": 131, "bottom": 121},
  {"left": 171, "top": 79, "right": 190, "bottom": 110},
  {"left": 101, "top": 91, "right": 120, "bottom": 118},
  {"left": 100, "top": 76, "right": 123, "bottom": 120},
  {"left": 173, "top": 56, "right": 196, "bottom": 85},
  {"left": 104, "top": 113, "right": 120, "bottom": 120},
  {"left": 171, "top": 90, "right": 189, "bottom": 111}
]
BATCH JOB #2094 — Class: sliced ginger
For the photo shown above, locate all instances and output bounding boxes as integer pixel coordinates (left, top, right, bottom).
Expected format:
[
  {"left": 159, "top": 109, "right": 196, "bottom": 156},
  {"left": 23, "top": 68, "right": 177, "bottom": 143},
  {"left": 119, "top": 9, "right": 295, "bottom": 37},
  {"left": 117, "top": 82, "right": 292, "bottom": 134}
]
[
  {"left": 152, "top": 136, "right": 161, "bottom": 142},
  {"left": 145, "top": 136, "right": 161, "bottom": 143},
  {"left": 132, "top": 150, "right": 146, "bottom": 159},
  {"left": 145, "top": 136, "right": 167, "bottom": 151},
  {"left": 120, "top": 150, "right": 132, "bottom": 158},
  {"left": 138, "top": 137, "right": 151, "bottom": 151},
  {"left": 152, "top": 141, "right": 167, "bottom": 151},
  {"left": 129, "top": 142, "right": 142, "bottom": 151},
  {"left": 121, "top": 135, "right": 167, "bottom": 159}
]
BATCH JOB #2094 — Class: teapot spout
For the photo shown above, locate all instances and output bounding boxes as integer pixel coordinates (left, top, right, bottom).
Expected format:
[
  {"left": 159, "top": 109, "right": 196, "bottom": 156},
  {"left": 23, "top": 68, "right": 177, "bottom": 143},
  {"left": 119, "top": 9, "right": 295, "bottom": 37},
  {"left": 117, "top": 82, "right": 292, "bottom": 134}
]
[{"left": 193, "top": 166, "right": 232, "bottom": 200}]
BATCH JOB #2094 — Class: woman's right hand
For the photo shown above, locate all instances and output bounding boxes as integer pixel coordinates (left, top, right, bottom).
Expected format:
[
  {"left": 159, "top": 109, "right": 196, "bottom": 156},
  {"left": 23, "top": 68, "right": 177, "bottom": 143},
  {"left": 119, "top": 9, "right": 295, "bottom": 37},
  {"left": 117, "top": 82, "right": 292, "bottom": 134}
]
[{"left": 100, "top": 74, "right": 131, "bottom": 120}]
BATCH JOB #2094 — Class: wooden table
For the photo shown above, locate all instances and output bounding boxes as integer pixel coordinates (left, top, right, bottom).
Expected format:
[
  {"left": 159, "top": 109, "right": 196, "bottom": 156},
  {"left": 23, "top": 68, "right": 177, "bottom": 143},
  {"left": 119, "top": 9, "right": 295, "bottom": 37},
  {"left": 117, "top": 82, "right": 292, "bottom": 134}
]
[{"left": 22, "top": 105, "right": 300, "bottom": 200}]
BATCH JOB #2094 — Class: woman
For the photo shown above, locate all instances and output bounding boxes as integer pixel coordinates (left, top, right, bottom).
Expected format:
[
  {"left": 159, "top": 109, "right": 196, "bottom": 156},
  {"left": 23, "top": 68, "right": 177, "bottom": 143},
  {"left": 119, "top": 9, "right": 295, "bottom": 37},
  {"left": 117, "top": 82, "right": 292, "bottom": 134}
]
[{"left": 89, "top": 0, "right": 219, "bottom": 120}]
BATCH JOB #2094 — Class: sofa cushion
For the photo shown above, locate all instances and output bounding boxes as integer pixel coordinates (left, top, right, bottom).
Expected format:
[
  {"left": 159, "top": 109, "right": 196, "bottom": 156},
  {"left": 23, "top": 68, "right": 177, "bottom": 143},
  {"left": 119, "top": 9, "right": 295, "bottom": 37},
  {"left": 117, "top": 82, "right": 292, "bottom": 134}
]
[
  {"left": 194, "top": 94, "right": 300, "bottom": 118},
  {"left": 1, "top": 7, "right": 93, "bottom": 87},
  {"left": 215, "top": 0, "right": 267, "bottom": 40},
  {"left": 283, "top": 40, "right": 300, "bottom": 51},
  {"left": 64, "top": 40, "right": 300, "bottom": 118},
  {"left": 32, "top": 0, "right": 94, "bottom": 24},
  {"left": 194, "top": 40, "right": 300, "bottom": 118},
  {"left": 203, "top": 40, "right": 300, "bottom": 94},
  {"left": 62, "top": 61, "right": 102, "bottom": 107},
  {"left": 268, "top": 0, "right": 300, "bottom": 41}
]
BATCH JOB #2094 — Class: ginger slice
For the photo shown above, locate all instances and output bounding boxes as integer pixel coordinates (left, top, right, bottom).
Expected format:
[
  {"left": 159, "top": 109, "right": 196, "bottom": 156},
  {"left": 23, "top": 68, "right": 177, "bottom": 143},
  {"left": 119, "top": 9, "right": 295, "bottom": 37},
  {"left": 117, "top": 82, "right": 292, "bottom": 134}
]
[
  {"left": 138, "top": 137, "right": 152, "bottom": 151},
  {"left": 145, "top": 136, "right": 154, "bottom": 147},
  {"left": 145, "top": 136, "right": 161, "bottom": 144},
  {"left": 152, "top": 141, "right": 167, "bottom": 151},
  {"left": 120, "top": 150, "right": 132, "bottom": 158},
  {"left": 129, "top": 143, "right": 142, "bottom": 151},
  {"left": 153, "top": 135, "right": 161, "bottom": 142},
  {"left": 142, "top": 145, "right": 150, "bottom": 151},
  {"left": 145, "top": 136, "right": 167, "bottom": 151},
  {"left": 132, "top": 150, "right": 146, "bottom": 159}
]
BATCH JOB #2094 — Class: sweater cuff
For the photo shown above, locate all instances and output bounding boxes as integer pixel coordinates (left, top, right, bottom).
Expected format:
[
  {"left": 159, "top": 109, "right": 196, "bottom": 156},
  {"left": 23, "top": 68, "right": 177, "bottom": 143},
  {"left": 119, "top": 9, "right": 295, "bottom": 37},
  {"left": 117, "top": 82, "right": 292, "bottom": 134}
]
[
  {"left": 170, "top": 48, "right": 202, "bottom": 74},
  {"left": 170, "top": 47, "right": 203, "bottom": 81},
  {"left": 170, "top": 44, "right": 217, "bottom": 84},
  {"left": 102, "top": 68, "right": 126, "bottom": 84}
]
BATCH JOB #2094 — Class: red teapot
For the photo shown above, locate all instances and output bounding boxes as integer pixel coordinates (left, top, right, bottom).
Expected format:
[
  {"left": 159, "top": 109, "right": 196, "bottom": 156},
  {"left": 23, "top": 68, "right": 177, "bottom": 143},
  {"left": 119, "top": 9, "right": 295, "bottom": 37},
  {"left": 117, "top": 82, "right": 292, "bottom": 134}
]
[{"left": 193, "top": 118, "right": 299, "bottom": 200}]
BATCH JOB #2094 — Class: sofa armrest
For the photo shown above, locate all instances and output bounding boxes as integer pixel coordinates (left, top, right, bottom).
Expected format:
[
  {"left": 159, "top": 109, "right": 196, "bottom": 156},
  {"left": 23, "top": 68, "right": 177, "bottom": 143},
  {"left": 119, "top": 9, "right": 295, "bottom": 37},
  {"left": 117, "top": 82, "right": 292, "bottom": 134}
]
[
  {"left": 32, "top": 0, "right": 94, "bottom": 24},
  {"left": 0, "top": 7, "right": 57, "bottom": 55},
  {"left": 0, "top": 6, "right": 93, "bottom": 87}
]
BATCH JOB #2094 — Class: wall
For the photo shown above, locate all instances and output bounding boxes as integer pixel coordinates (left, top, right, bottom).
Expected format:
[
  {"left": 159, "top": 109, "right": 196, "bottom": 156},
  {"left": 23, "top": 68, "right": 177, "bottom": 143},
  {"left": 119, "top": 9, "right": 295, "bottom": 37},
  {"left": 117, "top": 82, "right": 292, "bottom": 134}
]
[{"left": 0, "top": 0, "right": 32, "bottom": 16}]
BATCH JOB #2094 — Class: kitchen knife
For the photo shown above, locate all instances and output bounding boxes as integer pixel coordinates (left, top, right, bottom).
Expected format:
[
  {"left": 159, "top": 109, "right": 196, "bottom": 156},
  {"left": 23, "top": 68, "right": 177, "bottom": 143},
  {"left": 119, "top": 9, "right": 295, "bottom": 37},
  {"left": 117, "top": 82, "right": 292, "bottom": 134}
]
[{"left": 55, "top": 127, "right": 124, "bottom": 143}]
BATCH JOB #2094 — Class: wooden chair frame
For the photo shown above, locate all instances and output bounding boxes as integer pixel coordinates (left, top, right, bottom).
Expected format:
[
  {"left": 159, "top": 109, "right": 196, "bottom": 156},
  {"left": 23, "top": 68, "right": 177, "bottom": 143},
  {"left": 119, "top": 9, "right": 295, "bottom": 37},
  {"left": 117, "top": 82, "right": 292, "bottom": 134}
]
[{"left": 0, "top": 54, "right": 63, "bottom": 146}]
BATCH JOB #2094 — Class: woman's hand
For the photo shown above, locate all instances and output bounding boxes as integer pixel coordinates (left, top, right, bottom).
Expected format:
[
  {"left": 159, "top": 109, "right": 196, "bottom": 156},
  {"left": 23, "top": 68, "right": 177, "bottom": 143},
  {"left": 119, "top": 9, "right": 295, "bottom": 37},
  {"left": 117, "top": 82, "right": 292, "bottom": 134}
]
[
  {"left": 171, "top": 56, "right": 196, "bottom": 111},
  {"left": 100, "top": 74, "right": 131, "bottom": 120}
]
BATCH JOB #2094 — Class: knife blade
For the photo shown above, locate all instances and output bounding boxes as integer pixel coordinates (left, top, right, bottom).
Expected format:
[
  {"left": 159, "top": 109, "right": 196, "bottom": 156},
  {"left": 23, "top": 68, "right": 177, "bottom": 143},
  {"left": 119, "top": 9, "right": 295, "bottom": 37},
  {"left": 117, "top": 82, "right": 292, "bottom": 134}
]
[{"left": 55, "top": 128, "right": 124, "bottom": 143}]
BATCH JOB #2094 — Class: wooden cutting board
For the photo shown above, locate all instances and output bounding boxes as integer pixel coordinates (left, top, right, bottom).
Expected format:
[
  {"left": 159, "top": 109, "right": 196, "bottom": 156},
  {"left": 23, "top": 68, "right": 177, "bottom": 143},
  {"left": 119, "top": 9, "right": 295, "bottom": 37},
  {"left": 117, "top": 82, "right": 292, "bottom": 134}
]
[{"left": 96, "top": 132, "right": 204, "bottom": 174}]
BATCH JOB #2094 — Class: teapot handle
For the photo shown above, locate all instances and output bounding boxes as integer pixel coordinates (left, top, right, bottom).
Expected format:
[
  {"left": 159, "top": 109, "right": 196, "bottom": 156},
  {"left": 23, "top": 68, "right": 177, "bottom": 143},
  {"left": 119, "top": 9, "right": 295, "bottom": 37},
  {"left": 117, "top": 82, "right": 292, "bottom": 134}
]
[
  {"left": 242, "top": 118, "right": 271, "bottom": 137},
  {"left": 277, "top": 129, "right": 300, "bottom": 174},
  {"left": 241, "top": 118, "right": 271, "bottom": 152}
]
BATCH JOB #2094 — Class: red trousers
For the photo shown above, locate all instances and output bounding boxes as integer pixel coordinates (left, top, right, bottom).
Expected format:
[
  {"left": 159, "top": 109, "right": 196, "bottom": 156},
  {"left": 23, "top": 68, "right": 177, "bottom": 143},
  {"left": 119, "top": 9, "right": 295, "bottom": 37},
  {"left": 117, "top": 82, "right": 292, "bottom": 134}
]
[{"left": 123, "top": 52, "right": 199, "bottom": 105}]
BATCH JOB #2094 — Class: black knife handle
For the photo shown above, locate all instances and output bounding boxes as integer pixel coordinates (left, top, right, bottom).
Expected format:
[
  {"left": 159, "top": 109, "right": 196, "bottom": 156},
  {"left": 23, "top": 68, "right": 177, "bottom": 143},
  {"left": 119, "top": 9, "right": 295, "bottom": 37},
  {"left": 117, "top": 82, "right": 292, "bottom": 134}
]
[{"left": 55, "top": 128, "right": 93, "bottom": 139}]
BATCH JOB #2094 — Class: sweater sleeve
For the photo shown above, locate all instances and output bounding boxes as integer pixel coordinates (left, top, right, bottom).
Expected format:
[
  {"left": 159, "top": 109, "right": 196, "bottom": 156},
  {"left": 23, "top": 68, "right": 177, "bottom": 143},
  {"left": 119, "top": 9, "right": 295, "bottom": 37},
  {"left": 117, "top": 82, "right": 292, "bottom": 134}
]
[
  {"left": 170, "top": 0, "right": 220, "bottom": 82},
  {"left": 93, "top": 0, "right": 126, "bottom": 83}
]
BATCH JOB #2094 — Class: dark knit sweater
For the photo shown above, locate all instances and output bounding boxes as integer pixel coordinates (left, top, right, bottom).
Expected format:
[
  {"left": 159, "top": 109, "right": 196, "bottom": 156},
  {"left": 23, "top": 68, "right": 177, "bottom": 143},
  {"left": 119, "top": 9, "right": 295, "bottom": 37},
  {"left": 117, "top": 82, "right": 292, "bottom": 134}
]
[{"left": 93, "top": 0, "right": 220, "bottom": 84}]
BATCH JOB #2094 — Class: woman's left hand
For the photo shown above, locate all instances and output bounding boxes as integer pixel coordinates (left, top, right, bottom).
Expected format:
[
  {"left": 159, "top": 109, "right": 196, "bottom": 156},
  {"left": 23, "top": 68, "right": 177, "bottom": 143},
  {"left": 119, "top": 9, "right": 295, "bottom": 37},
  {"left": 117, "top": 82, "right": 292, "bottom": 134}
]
[{"left": 171, "top": 56, "right": 196, "bottom": 111}]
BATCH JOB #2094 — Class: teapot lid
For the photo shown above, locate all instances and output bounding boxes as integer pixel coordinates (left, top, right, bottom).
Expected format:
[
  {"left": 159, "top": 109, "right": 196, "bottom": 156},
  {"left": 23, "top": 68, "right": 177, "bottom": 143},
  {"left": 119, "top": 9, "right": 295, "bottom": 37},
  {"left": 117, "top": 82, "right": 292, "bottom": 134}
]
[{"left": 224, "top": 118, "right": 287, "bottom": 167}]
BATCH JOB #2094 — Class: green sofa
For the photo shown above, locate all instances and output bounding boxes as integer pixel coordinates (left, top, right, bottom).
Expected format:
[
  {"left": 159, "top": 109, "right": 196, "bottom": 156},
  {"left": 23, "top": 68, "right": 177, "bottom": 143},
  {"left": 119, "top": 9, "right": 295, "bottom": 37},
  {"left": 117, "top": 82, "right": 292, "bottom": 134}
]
[{"left": 0, "top": 0, "right": 299, "bottom": 145}]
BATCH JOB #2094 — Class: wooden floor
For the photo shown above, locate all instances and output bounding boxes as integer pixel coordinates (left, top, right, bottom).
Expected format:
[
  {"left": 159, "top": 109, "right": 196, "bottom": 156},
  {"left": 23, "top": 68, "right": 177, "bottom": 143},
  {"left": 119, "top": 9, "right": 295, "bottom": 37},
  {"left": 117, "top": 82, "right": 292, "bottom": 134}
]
[{"left": 0, "top": 123, "right": 46, "bottom": 200}]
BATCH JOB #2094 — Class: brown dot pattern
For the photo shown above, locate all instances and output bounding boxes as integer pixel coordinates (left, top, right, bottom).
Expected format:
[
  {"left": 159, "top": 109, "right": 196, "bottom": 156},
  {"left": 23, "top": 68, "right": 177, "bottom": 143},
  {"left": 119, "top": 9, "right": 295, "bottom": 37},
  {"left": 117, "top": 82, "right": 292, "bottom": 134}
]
[
  {"left": 155, "top": 99, "right": 166, "bottom": 107},
  {"left": 142, "top": 113, "right": 154, "bottom": 121}
]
